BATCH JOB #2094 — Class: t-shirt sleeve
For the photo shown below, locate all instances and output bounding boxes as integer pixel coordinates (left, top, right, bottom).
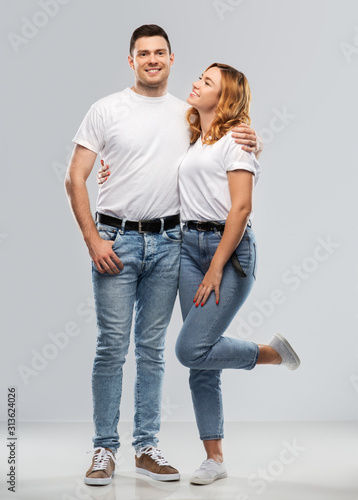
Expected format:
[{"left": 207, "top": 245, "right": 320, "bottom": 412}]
[
  {"left": 224, "top": 135, "right": 260, "bottom": 178},
  {"left": 72, "top": 105, "right": 105, "bottom": 154}
]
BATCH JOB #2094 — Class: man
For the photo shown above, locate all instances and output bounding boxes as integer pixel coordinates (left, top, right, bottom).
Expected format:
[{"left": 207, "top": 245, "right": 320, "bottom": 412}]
[{"left": 65, "top": 24, "right": 261, "bottom": 486}]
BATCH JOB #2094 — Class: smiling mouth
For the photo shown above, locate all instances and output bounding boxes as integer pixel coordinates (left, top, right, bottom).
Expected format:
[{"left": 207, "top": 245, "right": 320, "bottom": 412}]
[
  {"left": 146, "top": 68, "right": 161, "bottom": 74},
  {"left": 190, "top": 91, "right": 199, "bottom": 97}
]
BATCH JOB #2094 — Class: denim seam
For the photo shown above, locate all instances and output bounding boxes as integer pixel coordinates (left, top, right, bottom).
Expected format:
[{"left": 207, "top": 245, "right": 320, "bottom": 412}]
[
  {"left": 247, "top": 342, "right": 260, "bottom": 370},
  {"left": 217, "top": 378, "right": 222, "bottom": 438},
  {"left": 200, "top": 434, "right": 224, "bottom": 440}
]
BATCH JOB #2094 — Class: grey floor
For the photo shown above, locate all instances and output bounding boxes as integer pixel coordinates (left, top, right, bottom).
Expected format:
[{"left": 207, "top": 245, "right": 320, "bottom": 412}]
[{"left": 0, "top": 421, "right": 357, "bottom": 500}]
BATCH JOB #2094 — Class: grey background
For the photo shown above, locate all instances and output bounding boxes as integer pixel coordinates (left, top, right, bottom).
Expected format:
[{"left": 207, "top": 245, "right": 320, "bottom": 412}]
[{"left": 1, "top": 0, "right": 357, "bottom": 423}]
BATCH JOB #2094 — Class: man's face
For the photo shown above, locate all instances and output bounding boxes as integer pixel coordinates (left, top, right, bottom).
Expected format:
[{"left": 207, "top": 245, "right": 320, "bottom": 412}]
[{"left": 128, "top": 36, "right": 174, "bottom": 89}]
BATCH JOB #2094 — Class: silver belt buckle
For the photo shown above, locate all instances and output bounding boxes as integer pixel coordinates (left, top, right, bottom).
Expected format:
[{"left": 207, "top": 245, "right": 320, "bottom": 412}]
[
  {"left": 197, "top": 222, "right": 207, "bottom": 231},
  {"left": 138, "top": 220, "right": 151, "bottom": 233},
  {"left": 138, "top": 220, "right": 144, "bottom": 233}
]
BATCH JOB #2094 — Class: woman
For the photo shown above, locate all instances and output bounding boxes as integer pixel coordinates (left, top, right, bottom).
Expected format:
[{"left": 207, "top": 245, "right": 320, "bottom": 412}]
[
  {"left": 97, "top": 63, "right": 300, "bottom": 485},
  {"left": 175, "top": 63, "right": 300, "bottom": 485}
]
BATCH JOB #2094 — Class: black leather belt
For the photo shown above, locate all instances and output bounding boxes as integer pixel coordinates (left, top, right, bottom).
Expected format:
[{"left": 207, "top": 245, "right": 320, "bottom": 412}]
[
  {"left": 187, "top": 221, "right": 225, "bottom": 232},
  {"left": 187, "top": 220, "right": 251, "bottom": 232},
  {"left": 96, "top": 213, "right": 180, "bottom": 233}
]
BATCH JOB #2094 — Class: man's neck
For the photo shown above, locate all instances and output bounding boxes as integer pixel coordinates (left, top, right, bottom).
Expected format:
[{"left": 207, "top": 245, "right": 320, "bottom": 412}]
[{"left": 131, "top": 81, "right": 168, "bottom": 98}]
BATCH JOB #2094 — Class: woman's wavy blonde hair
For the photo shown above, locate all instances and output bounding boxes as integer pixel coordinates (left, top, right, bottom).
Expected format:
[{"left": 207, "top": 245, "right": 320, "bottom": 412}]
[{"left": 186, "top": 63, "right": 251, "bottom": 145}]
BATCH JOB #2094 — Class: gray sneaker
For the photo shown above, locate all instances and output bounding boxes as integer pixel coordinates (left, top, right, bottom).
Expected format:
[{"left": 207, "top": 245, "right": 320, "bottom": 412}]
[
  {"left": 190, "top": 459, "right": 228, "bottom": 485},
  {"left": 268, "top": 332, "right": 301, "bottom": 370}
]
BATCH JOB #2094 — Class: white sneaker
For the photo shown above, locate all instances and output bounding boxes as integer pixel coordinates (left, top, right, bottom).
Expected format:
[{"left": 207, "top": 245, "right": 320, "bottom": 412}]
[
  {"left": 190, "top": 459, "right": 228, "bottom": 485},
  {"left": 268, "top": 332, "right": 301, "bottom": 370}
]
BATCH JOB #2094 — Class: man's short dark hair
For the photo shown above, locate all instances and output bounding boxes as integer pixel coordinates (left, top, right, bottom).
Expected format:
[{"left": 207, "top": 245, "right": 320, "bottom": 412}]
[{"left": 129, "top": 24, "right": 172, "bottom": 56}]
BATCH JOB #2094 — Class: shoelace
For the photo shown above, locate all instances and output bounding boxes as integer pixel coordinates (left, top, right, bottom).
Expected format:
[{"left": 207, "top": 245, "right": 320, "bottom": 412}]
[
  {"left": 195, "top": 459, "right": 219, "bottom": 472},
  {"left": 139, "top": 446, "right": 169, "bottom": 466},
  {"left": 87, "top": 447, "right": 117, "bottom": 471},
  {"left": 199, "top": 459, "right": 212, "bottom": 470}
]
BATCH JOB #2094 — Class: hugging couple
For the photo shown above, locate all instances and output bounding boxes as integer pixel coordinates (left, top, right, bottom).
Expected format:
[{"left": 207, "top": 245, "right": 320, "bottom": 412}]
[{"left": 65, "top": 23, "right": 300, "bottom": 487}]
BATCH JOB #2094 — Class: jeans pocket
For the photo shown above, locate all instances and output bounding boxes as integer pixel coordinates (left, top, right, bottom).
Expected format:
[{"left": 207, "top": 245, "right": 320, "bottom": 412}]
[
  {"left": 97, "top": 223, "right": 121, "bottom": 247},
  {"left": 98, "top": 229, "right": 116, "bottom": 241},
  {"left": 162, "top": 227, "right": 182, "bottom": 243}
]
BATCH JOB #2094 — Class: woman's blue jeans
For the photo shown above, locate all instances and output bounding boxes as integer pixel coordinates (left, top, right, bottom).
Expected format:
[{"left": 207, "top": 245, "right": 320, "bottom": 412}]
[
  {"left": 176, "top": 224, "right": 259, "bottom": 440},
  {"left": 91, "top": 221, "right": 182, "bottom": 452}
]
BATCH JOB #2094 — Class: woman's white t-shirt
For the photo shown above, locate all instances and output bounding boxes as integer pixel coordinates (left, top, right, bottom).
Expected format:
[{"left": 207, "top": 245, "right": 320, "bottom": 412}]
[{"left": 179, "top": 132, "right": 261, "bottom": 222}]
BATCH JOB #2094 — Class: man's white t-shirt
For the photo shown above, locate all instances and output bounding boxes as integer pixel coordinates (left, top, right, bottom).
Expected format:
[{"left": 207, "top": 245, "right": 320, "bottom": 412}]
[
  {"left": 179, "top": 133, "right": 261, "bottom": 222},
  {"left": 73, "top": 88, "right": 191, "bottom": 220}
]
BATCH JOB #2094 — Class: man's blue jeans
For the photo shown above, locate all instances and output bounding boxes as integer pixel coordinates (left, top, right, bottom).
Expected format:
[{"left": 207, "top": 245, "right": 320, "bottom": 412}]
[
  {"left": 176, "top": 224, "right": 259, "bottom": 440},
  {"left": 91, "top": 221, "right": 181, "bottom": 452}
]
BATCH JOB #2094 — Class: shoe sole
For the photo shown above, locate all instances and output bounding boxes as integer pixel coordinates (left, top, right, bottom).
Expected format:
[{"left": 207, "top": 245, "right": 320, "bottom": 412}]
[
  {"left": 84, "top": 472, "right": 114, "bottom": 486},
  {"left": 273, "top": 332, "right": 301, "bottom": 370},
  {"left": 135, "top": 467, "right": 180, "bottom": 481},
  {"left": 190, "top": 472, "right": 228, "bottom": 485}
]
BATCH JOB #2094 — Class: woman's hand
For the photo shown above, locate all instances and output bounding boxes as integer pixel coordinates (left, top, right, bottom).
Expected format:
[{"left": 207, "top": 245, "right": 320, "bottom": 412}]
[
  {"left": 193, "top": 265, "right": 223, "bottom": 307},
  {"left": 97, "top": 160, "right": 110, "bottom": 185}
]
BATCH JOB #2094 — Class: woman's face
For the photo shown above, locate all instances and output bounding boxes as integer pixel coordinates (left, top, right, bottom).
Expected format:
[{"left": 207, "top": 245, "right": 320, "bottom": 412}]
[{"left": 187, "top": 67, "right": 222, "bottom": 113}]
